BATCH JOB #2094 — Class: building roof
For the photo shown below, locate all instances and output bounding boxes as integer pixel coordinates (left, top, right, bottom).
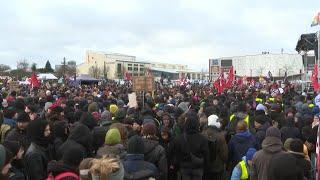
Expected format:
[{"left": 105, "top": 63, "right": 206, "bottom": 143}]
[
  {"left": 150, "top": 67, "right": 179, "bottom": 74},
  {"left": 37, "top": 73, "right": 58, "bottom": 80}
]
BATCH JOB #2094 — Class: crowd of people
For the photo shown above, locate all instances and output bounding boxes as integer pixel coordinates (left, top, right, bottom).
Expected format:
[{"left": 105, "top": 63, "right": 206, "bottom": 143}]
[{"left": 0, "top": 80, "right": 318, "bottom": 180}]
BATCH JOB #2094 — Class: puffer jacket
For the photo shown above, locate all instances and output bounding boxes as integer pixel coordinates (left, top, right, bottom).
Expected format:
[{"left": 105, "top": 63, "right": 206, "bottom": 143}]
[
  {"left": 142, "top": 138, "right": 167, "bottom": 180},
  {"left": 97, "top": 144, "right": 126, "bottom": 159}
]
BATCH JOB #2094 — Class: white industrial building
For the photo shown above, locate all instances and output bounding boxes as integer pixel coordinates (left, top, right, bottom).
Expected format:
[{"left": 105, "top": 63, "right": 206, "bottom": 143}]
[{"left": 208, "top": 53, "right": 314, "bottom": 81}]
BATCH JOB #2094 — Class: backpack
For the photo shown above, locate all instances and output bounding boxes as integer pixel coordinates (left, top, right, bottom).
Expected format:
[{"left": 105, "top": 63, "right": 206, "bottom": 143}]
[{"left": 47, "top": 172, "right": 79, "bottom": 180}]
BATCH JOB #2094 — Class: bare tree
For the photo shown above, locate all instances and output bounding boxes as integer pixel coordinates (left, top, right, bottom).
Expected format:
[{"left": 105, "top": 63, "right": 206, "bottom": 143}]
[
  {"left": 89, "top": 65, "right": 101, "bottom": 78},
  {"left": 17, "top": 59, "right": 29, "bottom": 71}
]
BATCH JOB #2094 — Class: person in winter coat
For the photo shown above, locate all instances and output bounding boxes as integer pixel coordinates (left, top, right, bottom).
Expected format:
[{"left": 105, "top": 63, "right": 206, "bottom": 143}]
[
  {"left": 47, "top": 147, "right": 85, "bottom": 180},
  {"left": 169, "top": 111, "right": 209, "bottom": 180},
  {"left": 25, "top": 119, "right": 53, "bottom": 180},
  {"left": 0, "top": 144, "right": 13, "bottom": 180},
  {"left": 231, "top": 148, "right": 256, "bottom": 180},
  {"left": 3, "top": 108, "right": 16, "bottom": 128},
  {"left": 280, "top": 117, "right": 301, "bottom": 142},
  {"left": 267, "top": 153, "right": 304, "bottom": 180},
  {"left": 252, "top": 127, "right": 286, "bottom": 180},
  {"left": 57, "top": 123, "right": 93, "bottom": 160},
  {"left": 228, "top": 121, "right": 256, "bottom": 170},
  {"left": 141, "top": 122, "right": 168, "bottom": 180},
  {"left": 288, "top": 138, "right": 311, "bottom": 179},
  {"left": 52, "top": 120, "right": 69, "bottom": 159},
  {"left": 97, "top": 128, "right": 126, "bottom": 159},
  {"left": 123, "top": 135, "right": 159, "bottom": 180},
  {"left": 202, "top": 114, "right": 228, "bottom": 180},
  {"left": 253, "top": 115, "right": 270, "bottom": 149},
  {"left": 5, "top": 112, "right": 31, "bottom": 150},
  {"left": 3, "top": 140, "right": 25, "bottom": 180}
]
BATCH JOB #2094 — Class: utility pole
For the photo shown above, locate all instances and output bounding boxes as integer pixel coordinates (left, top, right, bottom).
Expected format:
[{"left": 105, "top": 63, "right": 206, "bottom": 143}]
[
  {"left": 103, "top": 61, "right": 106, "bottom": 79},
  {"left": 62, "top": 57, "right": 66, "bottom": 78}
]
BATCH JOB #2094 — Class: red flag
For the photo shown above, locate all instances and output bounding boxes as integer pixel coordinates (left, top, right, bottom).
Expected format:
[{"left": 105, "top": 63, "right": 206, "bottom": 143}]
[
  {"left": 29, "top": 72, "right": 40, "bottom": 88},
  {"left": 311, "top": 64, "right": 319, "bottom": 91},
  {"left": 214, "top": 70, "right": 226, "bottom": 93},
  {"left": 124, "top": 71, "right": 131, "bottom": 81},
  {"left": 226, "top": 66, "right": 234, "bottom": 88}
]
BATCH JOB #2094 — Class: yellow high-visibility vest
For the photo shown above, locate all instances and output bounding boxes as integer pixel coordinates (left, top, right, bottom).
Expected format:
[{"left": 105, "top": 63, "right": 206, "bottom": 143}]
[
  {"left": 239, "top": 160, "right": 249, "bottom": 180},
  {"left": 230, "top": 114, "right": 249, "bottom": 126}
]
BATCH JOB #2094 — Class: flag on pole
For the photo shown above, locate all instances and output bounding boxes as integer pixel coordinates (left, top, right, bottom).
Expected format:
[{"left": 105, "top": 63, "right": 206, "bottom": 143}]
[
  {"left": 214, "top": 70, "right": 226, "bottom": 93},
  {"left": 311, "top": 12, "right": 320, "bottom": 27},
  {"left": 226, "top": 66, "right": 234, "bottom": 88},
  {"left": 311, "top": 64, "right": 319, "bottom": 91},
  {"left": 28, "top": 72, "right": 40, "bottom": 88}
]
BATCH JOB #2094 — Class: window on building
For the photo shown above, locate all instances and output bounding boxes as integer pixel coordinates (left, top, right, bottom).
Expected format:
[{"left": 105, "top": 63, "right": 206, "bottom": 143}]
[
  {"left": 128, "top": 64, "right": 132, "bottom": 67},
  {"left": 117, "top": 64, "right": 122, "bottom": 73},
  {"left": 134, "top": 67, "right": 138, "bottom": 71},
  {"left": 140, "top": 73, "right": 144, "bottom": 76},
  {"left": 128, "top": 67, "right": 132, "bottom": 71},
  {"left": 134, "top": 64, "right": 138, "bottom": 67},
  {"left": 140, "top": 68, "right": 144, "bottom": 72},
  {"left": 140, "top": 64, "right": 144, "bottom": 67},
  {"left": 133, "top": 73, "right": 138, "bottom": 76}
]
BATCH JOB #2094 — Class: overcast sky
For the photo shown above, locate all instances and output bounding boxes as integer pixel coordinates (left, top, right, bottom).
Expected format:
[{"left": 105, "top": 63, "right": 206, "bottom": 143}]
[{"left": 0, "top": 0, "right": 318, "bottom": 70}]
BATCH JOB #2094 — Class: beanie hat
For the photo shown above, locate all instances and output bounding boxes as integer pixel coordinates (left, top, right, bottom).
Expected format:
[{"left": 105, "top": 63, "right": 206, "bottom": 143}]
[
  {"left": 246, "top": 148, "right": 257, "bottom": 161},
  {"left": 284, "top": 138, "right": 294, "bottom": 151},
  {"left": 101, "top": 111, "right": 112, "bottom": 121},
  {"left": 208, "top": 114, "right": 221, "bottom": 128},
  {"left": 62, "top": 147, "right": 85, "bottom": 167},
  {"left": 2, "top": 100, "right": 8, "bottom": 108},
  {"left": 44, "top": 102, "right": 53, "bottom": 112},
  {"left": 178, "top": 102, "right": 190, "bottom": 113},
  {"left": 289, "top": 139, "right": 304, "bottom": 153},
  {"left": 27, "top": 119, "right": 50, "bottom": 147},
  {"left": 109, "top": 104, "right": 118, "bottom": 115},
  {"left": 16, "top": 111, "right": 30, "bottom": 123},
  {"left": 105, "top": 129, "right": 121, "bottom": 145},
  {"left": 142, "top": 123, "right": 157, "bottom": 136},
  {"left": 117, "top": 100, "right": 125, "bottom": 108},
  {"left": 254, "top": 115, "right": 267, "bottom": 125},
  {"left": 127, "top": 135, "right": 144, "bottom": 154},
  {"left": 3, "top": 140, "right": 20, "bottom": 156},
  {"left": 266, "top": 127, "right": 281, "bottom": 139}
]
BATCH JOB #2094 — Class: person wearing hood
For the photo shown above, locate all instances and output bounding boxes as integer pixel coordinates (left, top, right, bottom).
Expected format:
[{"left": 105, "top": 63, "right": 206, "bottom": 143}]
[
  {"left": 0, "top": 144, "right": 13, "bottom": 180},
  {"left": 5, "top": 111, "right": 31, "bottom": 150},
  {"left": 52, "top": 120, "right": 69, "bottom": 159},
  {"left": 3, "top": 140, "right": 25, "bottom": 180},
  {"left": 252, "top": 127, "right": 286, "bottom": 180},
  {"left": 97, "top": 128, "right": 126, "bottom": 160},
  {"left": 253, "top": 114, "right": 270, "bottom": 149},
  {"left": 280, "top": 117, "right": 301, "bottom": 142},
  {"left": 3, "top": 107, "right": 16, "bottom": 128},
  {"left": 123, "top": 135, "right": 159, "bottom": 180},
  {"left": 169, "top": 111, "right": 209, "bottom": 180},
  {"left": 141, "top": 122, "right": 167, "bottom": 180},
  {"left": 228, "top": 121, "right": 257, "bottom": 170},
  {"left": 231, "top": 148, "right": 256, "bottom": 180},
  {"left": 57, "top": 123, "right": 93, "bottom": 160},
  {"left": 47, "top": 147, "right": 84, "bottom": 180},
  {"left": 25, "top": 119, "right": 53, "bottom": 180},
  {"left": 79, "top": 112, "right": 98, "bottom": 131},
  {"left": 202, "top": 114, "right": 228, "bottom": 180}
]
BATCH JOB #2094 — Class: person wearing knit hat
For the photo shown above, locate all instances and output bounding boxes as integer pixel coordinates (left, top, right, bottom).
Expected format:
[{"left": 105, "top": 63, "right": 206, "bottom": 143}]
[
  {"left": 97, "top": 129, "right": 126, "bottom": 159},
  {"left": 0, "top": 144, "right": 13, "bottom": 178},
  {"left": 142, "top": 122, "right": 157, "bottom": 139},
  {"left": 105, "top": 128, "right": 121, "bottom": 145},
  {"left": 254, "top": 114, "right": 271, "bottom": 149},
  {"left": 123, "top": 135, "right": 159, "bottom": 180},
  {"left": 5, "top": 111, "right": 31, "bottom": 150},
  {"left": 99, "top": 110, "right": 112, "bottom": 126},
  {"left": 284, "top": 138, "right": 294, "bottom": 151},
  {"left": 25, "top": 119, "right": 51, "bottom": 180},
  {"left": 252, "top": 126, "right": 285, "bottom": 180},
  {"left": 231, "top": 148, "right": 257, "bottom": 180},
  {"left": 109, "top": 104, "right": 118, "bottom": 115}
]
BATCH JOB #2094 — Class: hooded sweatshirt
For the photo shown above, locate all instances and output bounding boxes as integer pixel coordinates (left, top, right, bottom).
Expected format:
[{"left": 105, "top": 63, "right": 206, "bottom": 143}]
[{"left": 252, "top": 137, "right": 285, "bottom": 180}]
